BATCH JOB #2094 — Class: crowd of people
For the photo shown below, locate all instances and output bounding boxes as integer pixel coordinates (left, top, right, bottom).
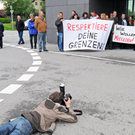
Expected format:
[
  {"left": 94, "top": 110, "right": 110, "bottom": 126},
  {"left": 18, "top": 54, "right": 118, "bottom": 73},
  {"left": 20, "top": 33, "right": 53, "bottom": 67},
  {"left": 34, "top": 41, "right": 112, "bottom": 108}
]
[{"left": 55, "top": 10, "right": 135, "bottom": 51}]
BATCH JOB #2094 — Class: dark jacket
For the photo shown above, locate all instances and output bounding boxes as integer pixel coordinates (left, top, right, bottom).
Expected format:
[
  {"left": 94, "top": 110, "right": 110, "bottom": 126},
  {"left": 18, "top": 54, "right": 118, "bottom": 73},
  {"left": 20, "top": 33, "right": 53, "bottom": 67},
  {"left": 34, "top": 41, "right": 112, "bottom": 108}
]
[
  {"left": 16, "top": 20, "right": 24, "bottom": 32},
  {"left": 119, "top": 17, "right": 127, "bottom": 26},
  {"left": 55, "top": 18, "right": 63, "bottom": 33},
  {"left": 22, "top": 99, "right": 77, "bottom": 134},
  {"left": 127, "top": 20, "right": 133, "bottom": 26},
  {"left": 28, "top": 19, "right": 37, "bottom": 35},
  {"left": 110, "top": 17, "right": 118, "bottom": 32},
  {"left": 0, "top": 23, "right": 4, "bottom": 37},
  {"left": 69, "top": 15, "right": 80, "bottom": 20}
]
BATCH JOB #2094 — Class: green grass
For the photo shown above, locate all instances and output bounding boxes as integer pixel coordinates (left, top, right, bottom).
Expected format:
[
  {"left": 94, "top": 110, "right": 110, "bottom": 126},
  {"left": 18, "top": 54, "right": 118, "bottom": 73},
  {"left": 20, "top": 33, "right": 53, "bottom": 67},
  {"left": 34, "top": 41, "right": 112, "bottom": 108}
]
[{"left": 3, "top": 22, "right": 16, "bottom": 30}]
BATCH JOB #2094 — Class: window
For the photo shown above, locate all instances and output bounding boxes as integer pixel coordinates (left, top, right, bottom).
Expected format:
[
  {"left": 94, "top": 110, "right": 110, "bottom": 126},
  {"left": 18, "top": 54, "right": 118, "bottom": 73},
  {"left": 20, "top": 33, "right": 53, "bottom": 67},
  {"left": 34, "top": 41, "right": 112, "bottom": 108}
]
[
  {"left": 35, "top": 2, "right": 38, "bottom": 5},
  {"left": 40, "top": 2, "right": 42, "bottom": 6}
]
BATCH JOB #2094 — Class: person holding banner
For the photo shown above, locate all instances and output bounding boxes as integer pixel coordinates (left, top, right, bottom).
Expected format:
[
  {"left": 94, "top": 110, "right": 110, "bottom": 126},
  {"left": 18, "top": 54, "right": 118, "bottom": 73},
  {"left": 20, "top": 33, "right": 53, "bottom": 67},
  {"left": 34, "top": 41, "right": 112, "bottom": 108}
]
[
  {"left": 127, "top": 16, "right": 134, "bottom": 26},
  {"left": 81, "top": 12, "right": 88, "bottom": 19},
  {"left": 55, "top": 12, "right": 65, "bottom": 51}
]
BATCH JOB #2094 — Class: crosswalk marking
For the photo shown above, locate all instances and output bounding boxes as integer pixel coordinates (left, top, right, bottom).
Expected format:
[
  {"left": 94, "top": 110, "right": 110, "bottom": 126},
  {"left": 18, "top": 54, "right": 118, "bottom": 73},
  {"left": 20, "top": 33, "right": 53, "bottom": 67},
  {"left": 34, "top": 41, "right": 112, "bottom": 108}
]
[
  {"left": 0, "top": 99, "right": 4, "bottom": 102},
  {"left": 27, "top": 67, "right": 39, "bottom": 72},
  {"left": 17, "top": 74, "right": 34, "bottom": 81},
  {"left": 32, "top": 61, "right": 42, "bottom": 65},
  {"left": 30, "top": 53, "right": 38, "bottom": 56},
  {"left": 33, "top": 56, "right": 41, "bottom": 60},
  {"left": 0, "top": 84, "right": 22, "bottom": 94}
]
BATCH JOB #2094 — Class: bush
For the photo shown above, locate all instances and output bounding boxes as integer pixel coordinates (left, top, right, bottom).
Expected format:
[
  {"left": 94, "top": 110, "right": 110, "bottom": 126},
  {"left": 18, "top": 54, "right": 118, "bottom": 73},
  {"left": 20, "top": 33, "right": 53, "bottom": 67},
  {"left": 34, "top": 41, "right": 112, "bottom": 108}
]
[{"left": 0, "top": 18, "right": 11, "bottom": 23}]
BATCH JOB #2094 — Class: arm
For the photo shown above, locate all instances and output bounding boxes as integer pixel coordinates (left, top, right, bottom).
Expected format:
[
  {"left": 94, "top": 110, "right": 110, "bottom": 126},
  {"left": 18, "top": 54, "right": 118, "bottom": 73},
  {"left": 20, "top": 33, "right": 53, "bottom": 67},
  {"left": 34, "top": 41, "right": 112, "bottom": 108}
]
[
  {"left": 35, "top": 19, "right": 38, "bottom": 30},
  {"left": 56, "top": 98, "right": 77, "bottom": 123},
  {"left": 55, "top": 19, "right": 62, "bottom": 27},
  {"left": 2, "top": 24, "right": 4, "bottom": 32}
]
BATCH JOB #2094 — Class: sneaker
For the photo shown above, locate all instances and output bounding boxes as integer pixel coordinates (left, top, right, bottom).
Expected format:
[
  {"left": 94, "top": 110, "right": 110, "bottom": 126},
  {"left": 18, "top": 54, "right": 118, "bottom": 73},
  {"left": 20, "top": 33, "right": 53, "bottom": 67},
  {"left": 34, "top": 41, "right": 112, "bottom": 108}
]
[
  {"left": 21, "top": 42, "right": 25, "bottom": 44},
  {"left": 39, "top": 50, "right": 42, "bottom": 52},
  {"left": 44, "top": 49, "right": 48, "bottom": 51}
]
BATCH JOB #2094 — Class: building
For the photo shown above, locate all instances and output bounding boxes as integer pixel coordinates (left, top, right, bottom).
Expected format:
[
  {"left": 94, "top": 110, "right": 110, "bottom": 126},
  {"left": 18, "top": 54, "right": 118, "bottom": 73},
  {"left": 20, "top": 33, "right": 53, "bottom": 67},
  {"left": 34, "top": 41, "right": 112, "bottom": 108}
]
[
  {"left": 0, "top": 1, "right": 4, "bottom": 10},
  {"left": 46, "top": 0, "right": 135, "bottom": 44},
  {"left": 31, "top": 0, "right": 43, "bottom": 12}
]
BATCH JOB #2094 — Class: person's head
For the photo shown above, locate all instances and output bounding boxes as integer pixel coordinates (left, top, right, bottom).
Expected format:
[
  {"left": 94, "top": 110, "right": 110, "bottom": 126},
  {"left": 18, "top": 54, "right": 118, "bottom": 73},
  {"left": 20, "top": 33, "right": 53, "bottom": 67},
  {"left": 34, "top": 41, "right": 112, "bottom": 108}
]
[
  {"left": 113, "top": 11, "right": 117, "bottom": 18},
  {"left": 39, "top": 11, "right": 44, "bottom": 18},
  {"left": 17, "top": 15, "right": 21, "bottom": 21},
  {"left": 106, "top": 15, "right": 109, "bottom": 20},
  {"left": 58, "top": 12, "right": 63, "bottom": 19},
  {"left": 72, "top": 10, "right": 76, "bottom": 16},
  {"left": 49, "top": 91, "right": 64, "bottom": 104},
  {"left": 121, "top": 13, "right": 125, "bottom": 19},
  {"left": 82, "top": 12, "right": 88, "bottom": 19},
  {"left": 91, "top": 11, "right": 96, "bottom": 17},
  {"left": 110, "top": 13, "right": 113, "bottom": 18},
  {"left": 129, "top": 16, "right": 133, "bottom": 21},
  {"left": 74, "top": 13, "right": 78, "bottom": 20},
  {"left": 101, "top": 13, "right": 106, "bottom": 20},
  {"left": 30, "top": 14, "right": 34, "bottom": 20}
]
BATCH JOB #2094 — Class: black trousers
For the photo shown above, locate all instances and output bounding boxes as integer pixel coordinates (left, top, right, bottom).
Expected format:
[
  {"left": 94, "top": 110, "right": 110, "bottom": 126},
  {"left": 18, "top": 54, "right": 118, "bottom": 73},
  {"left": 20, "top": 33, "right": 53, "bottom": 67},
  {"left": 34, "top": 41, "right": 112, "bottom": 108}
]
[
  {"left": 0, "top": 37, "right": 3, "bottom": 48},
  {"left": 30, "top": 34, "right": 37, "bottom": 48}
]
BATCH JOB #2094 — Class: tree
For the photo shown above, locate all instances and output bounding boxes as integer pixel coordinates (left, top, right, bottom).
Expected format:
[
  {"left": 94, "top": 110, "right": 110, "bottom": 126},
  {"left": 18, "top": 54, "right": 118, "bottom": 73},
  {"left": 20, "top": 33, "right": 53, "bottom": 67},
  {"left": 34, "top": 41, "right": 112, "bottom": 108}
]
[
  {"left": 2, "top": 0, "right": 38, "bottom": 19},
  {"left": 41, "top": 0, "right": 45, "bottom": 13}
]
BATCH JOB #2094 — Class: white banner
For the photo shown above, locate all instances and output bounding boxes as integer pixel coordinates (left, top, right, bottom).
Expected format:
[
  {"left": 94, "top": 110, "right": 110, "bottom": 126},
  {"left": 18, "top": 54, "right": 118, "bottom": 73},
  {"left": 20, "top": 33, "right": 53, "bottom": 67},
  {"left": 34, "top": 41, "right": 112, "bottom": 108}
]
[
  {"left": 113, "top": 25, "right": 135, "bottom": 44},
  {"left": 63, "top": 19, "right": 113, "bottom": 51}
]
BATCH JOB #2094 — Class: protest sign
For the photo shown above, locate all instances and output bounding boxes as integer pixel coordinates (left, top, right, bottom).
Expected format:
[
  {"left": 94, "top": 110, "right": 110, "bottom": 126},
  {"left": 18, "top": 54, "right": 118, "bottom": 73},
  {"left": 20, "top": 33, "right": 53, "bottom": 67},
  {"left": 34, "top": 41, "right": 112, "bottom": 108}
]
[
  {"left": 113, "top": 25, "right": 135, "bottom": 44},
  {"left": 63, "top": 19, "right": 113, "bottom": 51}
]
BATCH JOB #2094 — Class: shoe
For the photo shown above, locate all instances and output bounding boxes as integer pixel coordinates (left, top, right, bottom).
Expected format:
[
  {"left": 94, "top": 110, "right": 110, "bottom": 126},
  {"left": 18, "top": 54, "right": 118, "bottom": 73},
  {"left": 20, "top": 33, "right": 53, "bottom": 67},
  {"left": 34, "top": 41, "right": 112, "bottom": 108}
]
[
  {"left": 44, "top": 49, "right": 48, "bottom": 51},
  {"left": 21, "top": 42, "right": 25, "bottom": 44},
  {"left": 34, "top": 47, "right": 36, "bottom": 49},
  {"left": 18, "top": 42, "right": 21, "bottom": 45},
  {"left": 31, "top": 47, "right": 33, "bottom": 49},
  {"left": 39, "top": 50, "right": 42, "bottom": 52}
]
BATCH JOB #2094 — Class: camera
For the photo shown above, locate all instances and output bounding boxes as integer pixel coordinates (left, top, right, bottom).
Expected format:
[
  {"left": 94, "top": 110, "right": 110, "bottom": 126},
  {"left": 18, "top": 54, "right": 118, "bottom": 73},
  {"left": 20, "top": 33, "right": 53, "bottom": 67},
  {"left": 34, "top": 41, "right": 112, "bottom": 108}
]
[{"left": 59, "top": 83, "right": 72, "bottom": 102}]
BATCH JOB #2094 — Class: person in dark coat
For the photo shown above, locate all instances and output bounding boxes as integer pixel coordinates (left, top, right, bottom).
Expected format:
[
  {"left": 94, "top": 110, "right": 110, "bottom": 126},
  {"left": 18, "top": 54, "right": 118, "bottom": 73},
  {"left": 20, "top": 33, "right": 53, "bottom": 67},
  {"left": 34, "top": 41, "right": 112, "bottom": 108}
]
[
  {"left": 16, "top": 16, "right": 25, "bottom": 44},
  {"left": 127, "top": 16, "right": 133, "bottom": 26},
  {"left": 55, "top": 12, "right": 65, "bottom": 51},
  {"left": 28, "top": 14, "right": 38, "bottom": 49},
  {"left": 118, "top": 13, "right": 128, "bottom": 49},
  {"left": 0, "top": 22, "right": 4, "bottom": 49}
]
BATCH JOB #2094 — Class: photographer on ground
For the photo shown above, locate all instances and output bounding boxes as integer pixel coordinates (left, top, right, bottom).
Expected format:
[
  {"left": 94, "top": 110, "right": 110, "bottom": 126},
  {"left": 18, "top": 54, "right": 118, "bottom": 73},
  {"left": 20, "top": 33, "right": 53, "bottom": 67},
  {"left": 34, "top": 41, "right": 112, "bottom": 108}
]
[{"left": 0, "top": 91, "right": 77, "bottom": 135}]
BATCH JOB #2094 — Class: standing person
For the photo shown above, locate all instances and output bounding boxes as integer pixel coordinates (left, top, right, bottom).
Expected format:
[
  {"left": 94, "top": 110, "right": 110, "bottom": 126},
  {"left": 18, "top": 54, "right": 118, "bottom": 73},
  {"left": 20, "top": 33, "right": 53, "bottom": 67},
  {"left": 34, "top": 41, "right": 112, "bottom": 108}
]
[
  {"left": 109, "top": 11, "right": 118, "bottom": 49},
  {"left": 110, "top": 13, "right": 113, "bottom": 19},
  {"left": 90, "top": 11, "right": 99, "bottom": 19},
  {"left": 127, "top": 16, "right": 133, "bottom": 26},
  {"left": 69, "top": 10, "right": 80, "bottom": 20},
  {"left": 16, "top": 16, "right": 25, "bottom": 44},
  {"left": 28, "top": 14, "right": 38, "bottom": 49},
  {"left": 55, "top": 12, "right": 65, "bottom": 51},
  {"left": 81, "top": 12, "right": 88, "bottom": 19},
  {"left": 0, "top": 91, "right": 77, "bottom": 134},
  {"left": 73, "top": 14, "right": 79, "bottom": 20},
  {"left": 100, "top": 13, "right": 106, "bottom": 20},
  {"left": 0, "top": 22, "right": 4, "bottom": 49},
  {"left": 119, "top": 13, "right": 127, "bottom": 49},
  {"left": 105, "top": 15, "right": 109, "bottom": 20},
  {"left": 35, "top": 11, "right": 48, "bottom": 52}
]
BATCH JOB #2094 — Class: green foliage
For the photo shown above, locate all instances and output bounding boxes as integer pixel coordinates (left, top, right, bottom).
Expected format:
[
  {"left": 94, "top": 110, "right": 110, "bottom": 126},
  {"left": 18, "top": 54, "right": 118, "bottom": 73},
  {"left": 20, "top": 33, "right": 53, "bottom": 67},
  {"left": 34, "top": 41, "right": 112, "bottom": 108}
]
[
  {"left": 2, "top": 0, "right": 39, "bottom": 19},
  {"left": 3, "top": 22, "right": 16, "bottom": 30},
  {"left": 41, "top": 0, "right": 45, "bottom": 12},
  {"left": 0, "top": 18, "right": 11, "bottom": 23}
]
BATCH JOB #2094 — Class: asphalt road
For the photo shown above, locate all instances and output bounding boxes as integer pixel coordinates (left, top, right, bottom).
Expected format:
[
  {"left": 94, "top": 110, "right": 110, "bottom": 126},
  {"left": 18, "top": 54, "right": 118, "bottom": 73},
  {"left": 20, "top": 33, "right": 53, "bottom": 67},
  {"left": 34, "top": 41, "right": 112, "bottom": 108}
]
[{"left": 0, "top": 31, "right": 135, "bottom": 135}]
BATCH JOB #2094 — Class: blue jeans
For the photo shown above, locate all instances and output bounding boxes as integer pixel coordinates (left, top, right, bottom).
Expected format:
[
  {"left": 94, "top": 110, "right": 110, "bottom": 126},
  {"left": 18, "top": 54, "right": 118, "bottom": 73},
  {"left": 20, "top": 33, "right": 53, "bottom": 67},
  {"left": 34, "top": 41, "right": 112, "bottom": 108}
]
[
  {"left": 58, "top": 33, "right": 63, "bottom": 51},
  {"left": 0, "top": 117, "right": 33, "bottom": 135},
  {"left": 38, "top": 32, "right": 47, "bottom": 51},
  {"left": 18, "top": 31, "right": 24, "bottom": 43}
]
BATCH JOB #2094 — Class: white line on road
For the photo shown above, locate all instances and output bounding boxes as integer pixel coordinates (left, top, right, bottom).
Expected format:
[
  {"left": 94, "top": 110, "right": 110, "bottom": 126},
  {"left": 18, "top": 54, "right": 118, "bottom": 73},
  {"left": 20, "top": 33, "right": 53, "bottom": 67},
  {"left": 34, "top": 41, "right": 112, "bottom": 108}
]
[
  {"left": 0, "top": 99, "right": 4, "bottom": 102},
  {"left": 27, "top": 67, "right": 39, "bottom": 72},
  {"left": 0, "top": 84, "right": 22, "bottom": 94},
  {"left": 49, "top": 51, "right": 135, "bottom": 65},
  {"left": 30, "top": 53, "right": 39, "bottom": 56},
  {"left": 33, "top": 56, "right": 41, "bottom": 60},
  {"left": 27, "top": 50, "right": 34, "bottom": 53},
  {"left": 21, "top": 48, "right": 30, "bottom": 50},
  {"left": 32, "top": 61, "right": 42, "bottom": 65},
  {"left": 17, "top": 74, "right": 34, "bottom": 81}
]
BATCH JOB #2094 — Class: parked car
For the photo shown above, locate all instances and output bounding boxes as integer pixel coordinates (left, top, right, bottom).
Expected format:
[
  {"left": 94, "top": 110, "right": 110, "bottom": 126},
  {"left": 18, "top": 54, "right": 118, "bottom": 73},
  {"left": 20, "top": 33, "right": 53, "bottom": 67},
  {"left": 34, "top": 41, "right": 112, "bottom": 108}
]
[{"left": 24, "top": 19, "right": 31, "bottom": 30}]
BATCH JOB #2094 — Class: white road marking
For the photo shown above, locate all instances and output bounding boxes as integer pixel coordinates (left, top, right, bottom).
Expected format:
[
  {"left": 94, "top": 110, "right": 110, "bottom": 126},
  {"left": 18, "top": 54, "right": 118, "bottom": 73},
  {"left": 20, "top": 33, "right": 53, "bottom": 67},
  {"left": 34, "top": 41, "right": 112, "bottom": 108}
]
[
  {"left": 27, "top": 67, "right": 39, "bottom": 72},
  {"left": 21, "top": 48, "right": 30, "bottom": 50},
  {"left": 0, "top": 99, "right": 4, "bottom": 102},
  {"left": 17, "top": 74, "right": 34, "bottom": 81},
  {"left": 32, "top": 61, "right": 42, "bottom": 65},
  {"left": 27, "top": 50, "right": 34, "bottom": 53},
  {"left": 33, "top": 56, "right": 41, "bottom": 60},
  {"left": 0, "top": 84, "right": 22, "bottom": 94},
  {"left": 30, "top": 53, "right": 38, "bottom": 56},
  {"left": 49, "top": 51, "right": 135, "bottom": 65}
]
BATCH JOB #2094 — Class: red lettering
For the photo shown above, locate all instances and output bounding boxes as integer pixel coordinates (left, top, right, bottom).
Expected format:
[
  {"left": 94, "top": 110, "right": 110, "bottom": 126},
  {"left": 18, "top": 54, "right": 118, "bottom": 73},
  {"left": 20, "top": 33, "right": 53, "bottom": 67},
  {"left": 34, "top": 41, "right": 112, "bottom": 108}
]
[
  {"left": 97, "top": 24, "right": 100, "bottom": 30},
  {"left": 76, "top": 24, "right": 80, "bottom": 31},
  {"left": 114, "top": 35, "right": 119, "bottom": 41},
  {"left": 104, "top": 24, "right": 108, "bottom": 31},
  {"left": 100, "top": 24, "right": 104, "bottom": 30},
  {"left": 84, "top": 24, "right": 87, "bottom": 30},
  {"left": 67, "top": 23, "right": 71, "bottom": 31},
  {"left": 72, "top": 24, "right": 75, "bottom": 31},
  {"left": 80, "top": 24, "right": 84, "bottom": 30},
  {"left": 88, "top": 24, "right": 91, "bottom": 29}
]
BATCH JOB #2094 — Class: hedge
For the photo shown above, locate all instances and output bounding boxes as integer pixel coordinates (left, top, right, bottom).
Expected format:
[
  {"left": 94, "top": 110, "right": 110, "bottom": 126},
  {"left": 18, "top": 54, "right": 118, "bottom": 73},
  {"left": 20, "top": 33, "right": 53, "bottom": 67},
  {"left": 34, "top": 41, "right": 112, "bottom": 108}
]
[{"left": 0, "top": 18, "right": 11, "bottom": 23}]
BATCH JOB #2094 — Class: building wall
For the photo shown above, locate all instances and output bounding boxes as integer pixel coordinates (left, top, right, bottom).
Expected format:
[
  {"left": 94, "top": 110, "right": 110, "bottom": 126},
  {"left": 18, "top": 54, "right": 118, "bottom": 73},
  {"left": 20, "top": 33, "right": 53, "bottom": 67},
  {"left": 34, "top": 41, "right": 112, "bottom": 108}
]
[
  {"left": 46, "top": 0, "right": 89, "bottom": 44},
  {"left": 32, "top": 0, "right": 42, "bottom": 12}
]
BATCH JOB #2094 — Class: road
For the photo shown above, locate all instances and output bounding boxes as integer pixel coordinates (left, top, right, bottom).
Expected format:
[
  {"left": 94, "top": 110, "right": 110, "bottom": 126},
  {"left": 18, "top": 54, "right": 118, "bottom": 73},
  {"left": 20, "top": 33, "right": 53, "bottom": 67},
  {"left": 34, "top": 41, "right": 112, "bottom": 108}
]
[{"left": 0, "top": 31, "right": 135, "bottom": 135}]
